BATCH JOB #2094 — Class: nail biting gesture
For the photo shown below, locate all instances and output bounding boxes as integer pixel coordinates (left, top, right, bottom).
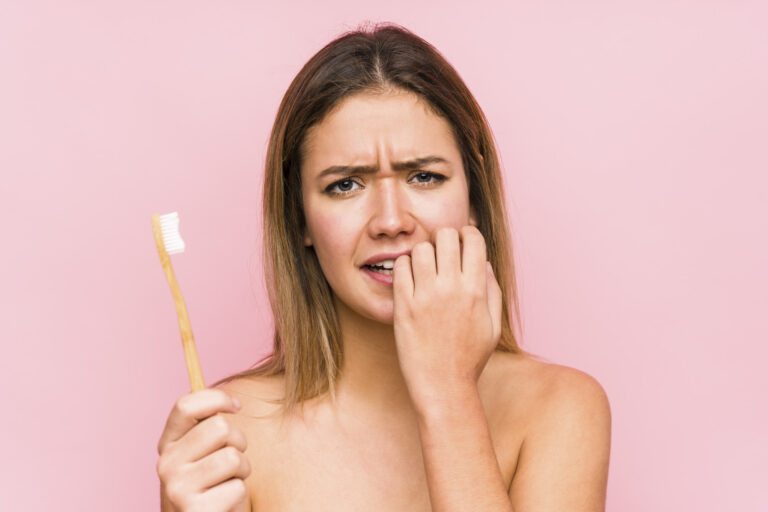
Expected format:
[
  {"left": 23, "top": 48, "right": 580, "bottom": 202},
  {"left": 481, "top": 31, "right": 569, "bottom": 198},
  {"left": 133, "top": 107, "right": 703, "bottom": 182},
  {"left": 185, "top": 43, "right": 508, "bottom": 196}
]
[{"left": 392, "top": 225, "right": 503, "bottom": 411}]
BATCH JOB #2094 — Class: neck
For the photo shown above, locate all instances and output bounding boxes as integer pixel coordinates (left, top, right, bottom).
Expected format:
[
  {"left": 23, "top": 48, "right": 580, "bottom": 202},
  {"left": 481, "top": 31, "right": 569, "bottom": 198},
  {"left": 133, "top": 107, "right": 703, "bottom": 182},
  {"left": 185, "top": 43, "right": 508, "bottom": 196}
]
[{"left": 331, "top": 295, "right": 419, "bottom": 423}]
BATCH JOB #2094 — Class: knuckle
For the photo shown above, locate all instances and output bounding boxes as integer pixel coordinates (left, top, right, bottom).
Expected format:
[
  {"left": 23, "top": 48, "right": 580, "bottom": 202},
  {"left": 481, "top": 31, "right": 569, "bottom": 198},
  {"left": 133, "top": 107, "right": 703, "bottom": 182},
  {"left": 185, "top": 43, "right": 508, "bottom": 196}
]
[
  {"left": 222, "top": 445, "right": 241, "bottom": 466},
  {"left": 233, "top": 478, "right": 247, "bottom": 496},
  {"left": 175, "top": 396, "right": 193, "bottom": 419},
  {"left": 156, "top": 456, "right": 169, "bottom": 480},
  {"left": 213, "top": 414, "right": 231, "bottom": 436},
  {"left": 165, "top": 480, "right": 185, "bottom": 506},
  {"left": 236, "top": 428, "right": 249, "bottom": 451},
  {"left": 212, "top": 428, "right": 230, "bottom": 448},
  {"left": 217, "top": 389, "right": 233, "bottom": 404},
  {"left": 243, "top": 457, "right": 252, "bottom": 477}
]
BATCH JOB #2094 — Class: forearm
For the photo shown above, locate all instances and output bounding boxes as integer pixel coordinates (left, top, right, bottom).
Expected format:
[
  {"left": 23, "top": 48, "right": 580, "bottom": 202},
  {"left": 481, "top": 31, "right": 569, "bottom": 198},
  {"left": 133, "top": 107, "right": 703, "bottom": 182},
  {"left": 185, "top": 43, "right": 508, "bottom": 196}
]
[{"left": 415, "top": 382, "right": 514, "bottom": 512}]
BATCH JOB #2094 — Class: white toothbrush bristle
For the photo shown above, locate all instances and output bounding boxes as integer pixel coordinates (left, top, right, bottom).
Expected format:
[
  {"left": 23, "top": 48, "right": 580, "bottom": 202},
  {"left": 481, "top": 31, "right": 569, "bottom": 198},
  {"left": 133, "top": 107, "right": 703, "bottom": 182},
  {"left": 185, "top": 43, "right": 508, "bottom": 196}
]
[{"left": 159, "top": 211, "right": 186, "bottom": 255}]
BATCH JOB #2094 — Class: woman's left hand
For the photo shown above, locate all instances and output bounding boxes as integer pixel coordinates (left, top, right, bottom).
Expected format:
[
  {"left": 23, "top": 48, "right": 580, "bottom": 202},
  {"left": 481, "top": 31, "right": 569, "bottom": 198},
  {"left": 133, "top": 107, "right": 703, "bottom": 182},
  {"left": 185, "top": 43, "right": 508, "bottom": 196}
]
[{"left": 392, "top": 225, "right": 503, "bottom": 411}]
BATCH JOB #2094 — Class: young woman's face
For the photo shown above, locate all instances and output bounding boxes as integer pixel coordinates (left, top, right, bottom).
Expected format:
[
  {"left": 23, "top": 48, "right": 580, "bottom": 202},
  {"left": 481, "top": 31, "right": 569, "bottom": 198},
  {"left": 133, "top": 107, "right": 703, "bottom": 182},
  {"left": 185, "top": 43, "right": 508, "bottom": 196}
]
[{"left": 300, "top": 89, "right": 477, "bottom": 324}]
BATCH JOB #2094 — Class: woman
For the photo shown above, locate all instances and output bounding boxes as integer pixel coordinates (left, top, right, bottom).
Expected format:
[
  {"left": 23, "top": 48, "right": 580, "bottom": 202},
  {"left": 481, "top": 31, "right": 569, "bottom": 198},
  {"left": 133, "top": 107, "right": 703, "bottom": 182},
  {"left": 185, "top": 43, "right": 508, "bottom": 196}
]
[{"left": 156, "top": 22, "right": 611, "bottom": 512}]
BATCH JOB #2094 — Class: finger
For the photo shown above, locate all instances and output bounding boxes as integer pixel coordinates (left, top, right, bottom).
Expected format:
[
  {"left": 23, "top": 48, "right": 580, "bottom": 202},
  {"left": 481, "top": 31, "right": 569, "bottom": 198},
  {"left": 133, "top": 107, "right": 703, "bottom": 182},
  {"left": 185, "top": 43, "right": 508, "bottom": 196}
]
[
  {"left": 158, "top": 389, "right": 241, "bottom": 453},
  {"left": 486, "top": 262, "right": 503, "bottom": 343},
  {"left": 460, "top": 225, "right": 487, "bottom": 291},
  {"left": 393, "top": 254, "right": 414, "bottom": 299},
  {"left": 193, "top": 445, "right": 251, "bottom": 490},
  {"left": 433, "top": 227, "right": 460, "bottom": 278},
  {"left": 199, "top": 478, "right": 249, "bottom": 512},
  {"left": 410, "top": 241, "right": 436, "bottom": 290},
  {"left": 177, "top": 412, "right": 249, "bottom": 464}
]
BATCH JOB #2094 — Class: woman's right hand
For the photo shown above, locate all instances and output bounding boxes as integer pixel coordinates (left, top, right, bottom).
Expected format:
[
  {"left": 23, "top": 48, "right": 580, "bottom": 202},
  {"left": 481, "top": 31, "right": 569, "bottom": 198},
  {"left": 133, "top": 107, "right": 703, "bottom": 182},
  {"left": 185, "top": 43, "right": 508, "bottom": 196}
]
[{"left": 157, "top": 388, "right": 252, "bottom": 512}]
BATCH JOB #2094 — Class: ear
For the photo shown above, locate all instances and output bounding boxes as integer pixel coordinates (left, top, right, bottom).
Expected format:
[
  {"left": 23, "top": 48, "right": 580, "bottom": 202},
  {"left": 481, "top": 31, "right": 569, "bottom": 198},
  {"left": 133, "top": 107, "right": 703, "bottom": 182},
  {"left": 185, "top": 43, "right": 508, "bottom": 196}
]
[{"left": 303, "top": 228, "right": 313, "bottom": 247}]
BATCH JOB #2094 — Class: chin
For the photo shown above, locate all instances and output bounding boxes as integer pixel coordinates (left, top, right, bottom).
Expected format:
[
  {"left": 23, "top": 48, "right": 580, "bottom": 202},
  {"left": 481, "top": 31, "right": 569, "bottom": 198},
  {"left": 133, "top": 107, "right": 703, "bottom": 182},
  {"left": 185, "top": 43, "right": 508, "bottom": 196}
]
[
  {"left": 355, "top": 296, "right": 395, "bottom": 325},
  {"left": 361, "top": 304, "right": 394, "bottom": 325},
  {"left": 332, "top": 291, "right": 394, "bottom": 325}
]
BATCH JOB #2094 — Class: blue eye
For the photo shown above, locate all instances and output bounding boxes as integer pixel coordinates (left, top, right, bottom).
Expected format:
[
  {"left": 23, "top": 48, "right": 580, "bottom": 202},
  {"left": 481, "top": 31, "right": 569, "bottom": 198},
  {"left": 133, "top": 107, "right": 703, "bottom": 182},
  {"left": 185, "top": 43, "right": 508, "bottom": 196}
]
[
  {"left": 324, "top": 172, "right": 447, "bottom": 197},
  {"left": 410, "top": 172, "right": 446, "bottom": 185},
  {"left": 325, "top": 178, "right": 362, "bottom": 196}
]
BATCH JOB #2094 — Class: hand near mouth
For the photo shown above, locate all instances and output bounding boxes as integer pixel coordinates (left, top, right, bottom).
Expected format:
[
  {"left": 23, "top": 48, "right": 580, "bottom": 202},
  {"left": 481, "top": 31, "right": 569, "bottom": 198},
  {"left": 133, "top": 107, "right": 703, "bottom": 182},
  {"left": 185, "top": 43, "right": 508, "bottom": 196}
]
[{"left": 391, "top": 225, "right": 503, "bottom": 412}]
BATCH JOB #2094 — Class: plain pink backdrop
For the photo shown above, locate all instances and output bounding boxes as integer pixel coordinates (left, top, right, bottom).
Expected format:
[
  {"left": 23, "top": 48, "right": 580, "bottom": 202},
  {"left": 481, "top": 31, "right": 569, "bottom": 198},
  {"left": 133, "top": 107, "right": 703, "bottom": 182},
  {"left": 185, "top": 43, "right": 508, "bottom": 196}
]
[{"left": 1, "top": 1, "right": 766, "bottom": 510}]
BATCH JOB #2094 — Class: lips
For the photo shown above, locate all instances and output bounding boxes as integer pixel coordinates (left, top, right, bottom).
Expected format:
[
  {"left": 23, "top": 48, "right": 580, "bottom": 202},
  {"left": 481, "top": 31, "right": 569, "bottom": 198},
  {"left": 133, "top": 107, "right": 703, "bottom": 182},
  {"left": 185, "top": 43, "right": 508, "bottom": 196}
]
[
  {"left": 361, "top": 265, "right": 394, "bottom": 286},
  {"left": 361, "top": 250, "right": 412, "bottom": 268}
]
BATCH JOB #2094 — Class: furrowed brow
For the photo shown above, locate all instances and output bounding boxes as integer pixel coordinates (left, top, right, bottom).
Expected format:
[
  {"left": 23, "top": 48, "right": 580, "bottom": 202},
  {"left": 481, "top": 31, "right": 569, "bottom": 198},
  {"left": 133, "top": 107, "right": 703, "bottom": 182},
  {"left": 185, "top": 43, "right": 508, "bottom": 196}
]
[
  {"left": 317, "top": 155, "right": 448, "bottom": 179},
  {"left": 391, "top": 156, "right": 448, "bottom": 171}
]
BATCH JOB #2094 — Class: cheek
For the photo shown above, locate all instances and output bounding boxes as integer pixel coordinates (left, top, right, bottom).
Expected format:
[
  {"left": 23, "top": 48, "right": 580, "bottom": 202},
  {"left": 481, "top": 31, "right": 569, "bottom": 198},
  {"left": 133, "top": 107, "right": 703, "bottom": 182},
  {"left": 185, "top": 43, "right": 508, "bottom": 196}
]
[
  {"left": 416, "top": 193, "right": 471, "bottom": 230},
  {"left": 305, "top": 206, "right": 358, "bottom": 269}
]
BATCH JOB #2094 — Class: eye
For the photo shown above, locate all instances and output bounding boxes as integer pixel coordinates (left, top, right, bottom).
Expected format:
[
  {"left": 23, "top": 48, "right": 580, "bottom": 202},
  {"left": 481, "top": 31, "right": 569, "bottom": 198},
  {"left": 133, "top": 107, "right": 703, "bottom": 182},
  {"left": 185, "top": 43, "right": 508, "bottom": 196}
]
[
  {"left": 409, "top": 171, "right": 447, "bottom": 186},
  {"left": 324, "top": 178, "right": 362, "bottom": 196}
]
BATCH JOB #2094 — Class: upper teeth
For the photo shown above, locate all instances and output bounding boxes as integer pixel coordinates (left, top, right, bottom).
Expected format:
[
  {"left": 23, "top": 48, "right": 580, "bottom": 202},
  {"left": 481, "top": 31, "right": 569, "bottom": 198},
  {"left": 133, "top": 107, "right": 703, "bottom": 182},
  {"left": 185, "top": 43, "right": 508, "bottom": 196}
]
[{"left": 370, "top": 259, "right": 395, "bottom": 269}]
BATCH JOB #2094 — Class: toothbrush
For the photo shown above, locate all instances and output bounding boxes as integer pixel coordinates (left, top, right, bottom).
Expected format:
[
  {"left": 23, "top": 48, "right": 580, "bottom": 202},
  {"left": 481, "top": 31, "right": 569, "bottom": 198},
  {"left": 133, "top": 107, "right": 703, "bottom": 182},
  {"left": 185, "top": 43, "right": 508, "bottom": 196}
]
[
  {"left": 153, "top": 213, "right": 253, "bottom": 512},
  {"left": 151, "top": 211, "right": 206, "bottom": 391}
]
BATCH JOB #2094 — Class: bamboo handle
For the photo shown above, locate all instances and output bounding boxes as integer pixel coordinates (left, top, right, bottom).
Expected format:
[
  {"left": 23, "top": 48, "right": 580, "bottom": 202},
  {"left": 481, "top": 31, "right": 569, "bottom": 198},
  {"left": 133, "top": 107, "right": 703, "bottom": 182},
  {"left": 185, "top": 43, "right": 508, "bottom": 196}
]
[{"left": 152, "top": 214, "right": 206, "bottom": 391}]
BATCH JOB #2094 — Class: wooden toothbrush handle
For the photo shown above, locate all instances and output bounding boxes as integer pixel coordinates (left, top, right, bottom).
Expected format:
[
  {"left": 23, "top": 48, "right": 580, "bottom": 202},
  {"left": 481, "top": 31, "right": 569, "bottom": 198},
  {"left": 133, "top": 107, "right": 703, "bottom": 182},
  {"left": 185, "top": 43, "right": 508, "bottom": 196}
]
[{"left": 152, "top": 214, "right": 206, "bottom": 391}]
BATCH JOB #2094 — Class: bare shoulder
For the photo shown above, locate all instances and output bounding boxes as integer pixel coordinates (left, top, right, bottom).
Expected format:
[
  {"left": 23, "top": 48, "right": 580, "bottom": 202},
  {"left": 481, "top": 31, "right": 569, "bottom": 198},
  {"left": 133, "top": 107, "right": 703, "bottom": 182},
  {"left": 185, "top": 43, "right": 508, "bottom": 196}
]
[
  {"left": 527, "top": 358, "right": 611, "bottom": 431},
  {"left": 214, "top": 372, "right": 287, "bottom": 423},
  {"left": 485, "top": 351, "right": 610, "bottom": 422},
  {"left": 490, "top": 353, "right": 612, "bottom": 511}
]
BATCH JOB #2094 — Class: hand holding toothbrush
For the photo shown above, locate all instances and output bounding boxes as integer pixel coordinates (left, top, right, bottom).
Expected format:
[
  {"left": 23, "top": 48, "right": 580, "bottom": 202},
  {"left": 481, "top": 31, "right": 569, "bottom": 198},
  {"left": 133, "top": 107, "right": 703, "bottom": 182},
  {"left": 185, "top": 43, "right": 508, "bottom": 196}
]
[
  {"left": 152, "top": 212, "right": 253, "bottom": 511},
  {"left": 157, "top": 389, "right": 252, "bottom": 512}
]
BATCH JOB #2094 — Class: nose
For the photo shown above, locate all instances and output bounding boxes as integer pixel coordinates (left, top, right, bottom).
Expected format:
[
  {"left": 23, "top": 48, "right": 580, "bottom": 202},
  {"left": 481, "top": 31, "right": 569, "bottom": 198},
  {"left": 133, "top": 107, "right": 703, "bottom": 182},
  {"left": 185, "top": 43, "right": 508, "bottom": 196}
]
[{"left": 366, "top": 176, "right": 415, "bottom": 239}]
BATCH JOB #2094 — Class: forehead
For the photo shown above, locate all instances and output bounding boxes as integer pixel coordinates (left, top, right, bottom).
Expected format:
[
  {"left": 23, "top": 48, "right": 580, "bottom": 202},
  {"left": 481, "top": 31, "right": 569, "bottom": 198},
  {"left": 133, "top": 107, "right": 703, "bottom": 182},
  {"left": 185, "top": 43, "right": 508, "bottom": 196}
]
[{"left": 301, "top": 90, "right": 460, "bottom": 175}]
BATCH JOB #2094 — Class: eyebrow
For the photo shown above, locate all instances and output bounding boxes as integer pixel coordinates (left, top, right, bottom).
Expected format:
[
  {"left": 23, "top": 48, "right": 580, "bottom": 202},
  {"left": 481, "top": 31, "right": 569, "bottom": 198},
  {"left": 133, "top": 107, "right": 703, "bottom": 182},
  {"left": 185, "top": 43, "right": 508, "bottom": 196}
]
[{"left": 317, "top": 155, "right": 448, "bottom": 179}]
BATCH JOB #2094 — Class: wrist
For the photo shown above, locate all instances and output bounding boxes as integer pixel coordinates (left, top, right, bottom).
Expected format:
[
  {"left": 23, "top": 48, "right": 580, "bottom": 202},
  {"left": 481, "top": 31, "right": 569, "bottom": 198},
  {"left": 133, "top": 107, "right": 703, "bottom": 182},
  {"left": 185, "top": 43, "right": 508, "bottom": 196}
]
[{"left": 411, "top": 377, "right": 480, "bottom": 422}]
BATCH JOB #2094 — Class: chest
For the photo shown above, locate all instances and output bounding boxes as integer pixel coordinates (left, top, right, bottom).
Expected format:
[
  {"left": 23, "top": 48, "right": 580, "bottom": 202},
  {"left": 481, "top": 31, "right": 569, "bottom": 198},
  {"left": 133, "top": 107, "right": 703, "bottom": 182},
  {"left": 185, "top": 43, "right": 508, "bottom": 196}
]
[{"left": 242, "top": 402, "right": 523, "bottom": 511}]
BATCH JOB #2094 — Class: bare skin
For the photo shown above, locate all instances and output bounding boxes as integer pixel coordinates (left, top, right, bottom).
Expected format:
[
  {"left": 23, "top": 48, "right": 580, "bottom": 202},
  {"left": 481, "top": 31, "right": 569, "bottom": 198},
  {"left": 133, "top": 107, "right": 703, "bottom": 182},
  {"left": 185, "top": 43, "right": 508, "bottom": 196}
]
[
  {"left": 217, "top": 351, "right": 598, "bottom": 511},
  {"left": 167, "top": 88, "right": 610, "bottom": 510}
]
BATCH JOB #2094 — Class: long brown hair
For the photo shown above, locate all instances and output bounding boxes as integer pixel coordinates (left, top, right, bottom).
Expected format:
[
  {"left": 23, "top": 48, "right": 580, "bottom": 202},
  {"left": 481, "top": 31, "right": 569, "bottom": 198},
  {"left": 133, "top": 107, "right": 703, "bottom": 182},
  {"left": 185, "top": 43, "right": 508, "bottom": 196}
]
[{"left": 212, "top": 21, "right": 537, "bottom": 417}]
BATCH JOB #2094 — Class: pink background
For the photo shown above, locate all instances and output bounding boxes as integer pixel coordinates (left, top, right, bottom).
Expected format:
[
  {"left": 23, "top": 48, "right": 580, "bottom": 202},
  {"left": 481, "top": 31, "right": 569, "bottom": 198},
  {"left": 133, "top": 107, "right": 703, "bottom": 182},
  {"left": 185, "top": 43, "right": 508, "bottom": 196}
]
[{"left": 1, "top": 1, "right": 766, "bottom": 510}]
